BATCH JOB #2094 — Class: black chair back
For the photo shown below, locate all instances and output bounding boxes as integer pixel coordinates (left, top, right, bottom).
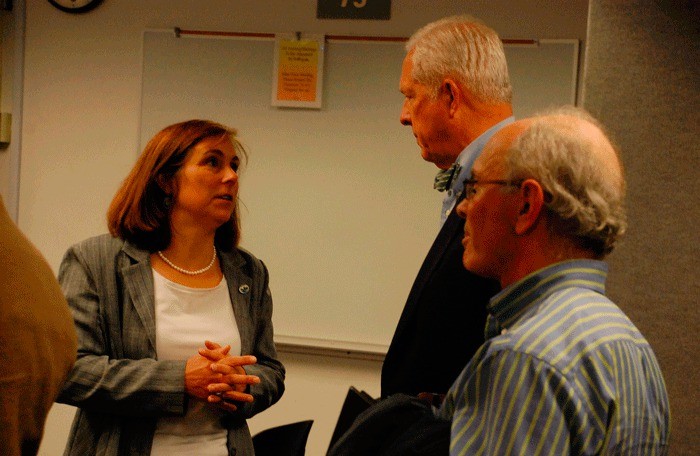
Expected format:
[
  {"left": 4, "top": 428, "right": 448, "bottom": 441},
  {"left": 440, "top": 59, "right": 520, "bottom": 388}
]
[
  {"left": 252, "top": 420, "right": 314, "bottom": 456},
  {"left": 328, "top": 387, "right": 377, "bottom": 450}
]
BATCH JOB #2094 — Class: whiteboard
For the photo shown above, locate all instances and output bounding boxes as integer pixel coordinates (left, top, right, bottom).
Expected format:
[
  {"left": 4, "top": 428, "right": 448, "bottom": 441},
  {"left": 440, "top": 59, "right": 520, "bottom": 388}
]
[{"left": 139, "top": 30, "right": 579, "bottom": 355}]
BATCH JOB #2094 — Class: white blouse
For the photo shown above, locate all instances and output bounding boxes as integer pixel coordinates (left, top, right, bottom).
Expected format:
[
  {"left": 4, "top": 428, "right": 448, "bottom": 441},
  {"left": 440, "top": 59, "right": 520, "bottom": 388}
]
[{"left": 150, "top": 270, "right": 241, "bottom": 456}]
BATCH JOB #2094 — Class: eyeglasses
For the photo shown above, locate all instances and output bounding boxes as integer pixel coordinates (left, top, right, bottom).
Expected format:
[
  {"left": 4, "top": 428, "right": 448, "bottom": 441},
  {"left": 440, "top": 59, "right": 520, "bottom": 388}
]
[{"left": 462, "top": 178, "right": 523, "bottom": 200}]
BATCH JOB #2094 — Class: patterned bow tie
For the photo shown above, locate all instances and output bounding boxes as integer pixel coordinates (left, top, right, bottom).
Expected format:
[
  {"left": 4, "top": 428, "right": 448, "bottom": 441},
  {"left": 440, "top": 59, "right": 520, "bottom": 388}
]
[{"left": 433, "top": 163, "right": 461, "bottom": 192}]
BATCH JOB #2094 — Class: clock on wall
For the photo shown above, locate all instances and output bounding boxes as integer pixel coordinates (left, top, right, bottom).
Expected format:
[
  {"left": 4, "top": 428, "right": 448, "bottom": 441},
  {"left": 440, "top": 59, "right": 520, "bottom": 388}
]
[{"left": 48, "top": 0, "right": 104, "bottom": 14}]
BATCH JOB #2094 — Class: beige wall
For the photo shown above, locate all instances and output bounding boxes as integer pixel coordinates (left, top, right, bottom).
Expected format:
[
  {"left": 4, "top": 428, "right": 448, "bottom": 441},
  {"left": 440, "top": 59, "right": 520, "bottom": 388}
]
[{"left": 10, "top": 1, "right": 588, "bottom": 454}]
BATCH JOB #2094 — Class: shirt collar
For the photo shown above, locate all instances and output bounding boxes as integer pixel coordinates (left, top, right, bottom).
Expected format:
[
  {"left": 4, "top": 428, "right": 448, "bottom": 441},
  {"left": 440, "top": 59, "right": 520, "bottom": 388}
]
[
  {"left": 450, "top": 116, "right": 515, "bottom": 195},
  {"left": 486, "top": 259, "right": 609, "bottom": 338},
  {"left": 438, "top": 116, "right": 515, "bottom": 225}
]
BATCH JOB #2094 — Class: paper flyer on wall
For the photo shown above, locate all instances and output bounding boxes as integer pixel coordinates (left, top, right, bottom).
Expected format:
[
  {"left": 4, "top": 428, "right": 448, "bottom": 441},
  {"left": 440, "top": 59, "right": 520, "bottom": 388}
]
[{"left": 271, "top": 33, "right": 325, "bottom": 109}]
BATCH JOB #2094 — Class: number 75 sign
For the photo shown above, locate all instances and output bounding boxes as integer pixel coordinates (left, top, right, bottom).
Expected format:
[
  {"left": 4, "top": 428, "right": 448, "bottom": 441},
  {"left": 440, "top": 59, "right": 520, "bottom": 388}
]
[{"left": 317, "top": 0, "right": 391, "bottom": 20}]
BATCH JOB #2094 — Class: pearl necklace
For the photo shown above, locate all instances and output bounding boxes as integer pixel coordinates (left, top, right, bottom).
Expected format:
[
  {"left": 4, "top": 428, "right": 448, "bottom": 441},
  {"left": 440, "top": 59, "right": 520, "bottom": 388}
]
[{"left": 157, "top": 247, "right": 217, "bottom": 275}]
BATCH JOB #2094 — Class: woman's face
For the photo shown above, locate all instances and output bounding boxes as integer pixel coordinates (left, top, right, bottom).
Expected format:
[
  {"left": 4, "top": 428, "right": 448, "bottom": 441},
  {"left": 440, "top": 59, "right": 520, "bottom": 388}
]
[{"left": 171, "top": 135, "right": 240, "bottom": 231}]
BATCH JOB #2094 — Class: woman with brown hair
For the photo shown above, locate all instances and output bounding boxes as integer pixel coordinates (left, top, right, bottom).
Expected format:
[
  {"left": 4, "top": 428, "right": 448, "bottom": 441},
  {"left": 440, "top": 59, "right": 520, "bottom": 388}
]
[{"left": 57, "top": 119, "right": 285, "bottom": 455}]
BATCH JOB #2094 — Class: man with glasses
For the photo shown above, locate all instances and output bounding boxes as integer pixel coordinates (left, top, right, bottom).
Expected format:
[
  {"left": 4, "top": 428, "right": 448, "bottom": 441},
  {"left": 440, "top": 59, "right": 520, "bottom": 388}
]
[
  {"left": 438, "top": 106, "right": 670, "bottom": 454},
  {"left": 382, "top": 15, "right": 515, "bottom": 400}
]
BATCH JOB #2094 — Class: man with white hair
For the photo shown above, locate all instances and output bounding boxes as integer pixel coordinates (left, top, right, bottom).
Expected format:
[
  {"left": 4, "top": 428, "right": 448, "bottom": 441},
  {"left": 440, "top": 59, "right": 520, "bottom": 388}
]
[
  {"left": 439, "top": 107, "right": 671, "bottom": 454},
  {"left": 383, "top": 14, "right": 514, "bottom": 400}
]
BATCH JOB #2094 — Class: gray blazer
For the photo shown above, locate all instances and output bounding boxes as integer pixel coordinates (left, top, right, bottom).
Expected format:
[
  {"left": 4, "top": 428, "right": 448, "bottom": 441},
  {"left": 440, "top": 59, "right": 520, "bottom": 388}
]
[{"left": 56, "top": 234, "right": 285, "bottom": 456}]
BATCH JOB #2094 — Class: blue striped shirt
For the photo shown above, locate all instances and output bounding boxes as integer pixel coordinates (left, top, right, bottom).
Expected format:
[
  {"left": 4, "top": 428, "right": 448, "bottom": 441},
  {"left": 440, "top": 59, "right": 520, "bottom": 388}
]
[{"left": 439, "top": 260, "right": 670, "bottom": 455}]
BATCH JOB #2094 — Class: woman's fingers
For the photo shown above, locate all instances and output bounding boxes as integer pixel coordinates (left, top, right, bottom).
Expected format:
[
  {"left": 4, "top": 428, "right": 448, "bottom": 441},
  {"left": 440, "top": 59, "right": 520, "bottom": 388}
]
[
  {"left": 207, "top": 388, "right": 255, "bottom": 403},
  {"left": 198, "top": 341, "right": 232, "bottom": 360},
  {"left": 212, "top": 355, "right": 257, "bottom": 368},
  {"left": 207, "top": 394, "right": 239, "bottom": 412},
  {"left": 207, "top": 374, "right": 260, "bottom": 392}
]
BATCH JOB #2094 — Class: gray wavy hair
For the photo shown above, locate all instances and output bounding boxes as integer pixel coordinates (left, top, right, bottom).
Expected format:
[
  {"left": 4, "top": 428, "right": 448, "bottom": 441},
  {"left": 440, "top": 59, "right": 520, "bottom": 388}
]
[
  {"left": 504, "top": 106, "right": 627, "bottom": 257},
  {"left": 406, "top": 15, "right": 512, "bottom": 104}
]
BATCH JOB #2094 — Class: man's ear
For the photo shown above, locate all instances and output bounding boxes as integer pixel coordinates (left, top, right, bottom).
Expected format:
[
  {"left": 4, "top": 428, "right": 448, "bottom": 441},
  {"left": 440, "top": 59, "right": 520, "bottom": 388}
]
[
  {"left": 441, "top": 79, "right": 462, "bottom": 117},
  {"left": 514, "top": 179, "right": 545, "bottom": 235}
]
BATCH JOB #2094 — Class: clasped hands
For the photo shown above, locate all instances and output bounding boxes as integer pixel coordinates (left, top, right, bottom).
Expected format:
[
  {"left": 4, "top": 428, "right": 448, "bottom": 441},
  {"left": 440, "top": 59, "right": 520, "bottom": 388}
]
[{"left": 185, "top": 340, "right": 260, "bottom": 412}]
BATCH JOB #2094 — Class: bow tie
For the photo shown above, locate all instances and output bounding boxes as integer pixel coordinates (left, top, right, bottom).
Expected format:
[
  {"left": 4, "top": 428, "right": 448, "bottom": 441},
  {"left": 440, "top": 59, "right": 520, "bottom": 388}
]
[{"left": 433, "top": 163, "right": 461, "bottom": 192}]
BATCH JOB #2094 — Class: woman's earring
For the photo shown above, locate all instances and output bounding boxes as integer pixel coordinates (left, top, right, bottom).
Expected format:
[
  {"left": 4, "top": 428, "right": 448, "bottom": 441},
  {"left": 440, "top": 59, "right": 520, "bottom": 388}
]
[{"left": 164, "top": 195, "right": 173, "bottom": 209}]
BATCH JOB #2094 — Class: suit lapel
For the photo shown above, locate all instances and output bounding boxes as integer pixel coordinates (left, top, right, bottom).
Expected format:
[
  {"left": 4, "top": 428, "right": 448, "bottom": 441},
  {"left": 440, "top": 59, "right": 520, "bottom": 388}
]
[
  {"left": 413, "top": 208, "right": 464, "bottom": 293},
  {"left": 120, "top": 242, "right": 157, "bottom": 354},
  {"left": 389, "top": 204, "right": 465, "bottom": 341},
  {"left": 220, "top": 250, "right": 252, "bottom": 355}
]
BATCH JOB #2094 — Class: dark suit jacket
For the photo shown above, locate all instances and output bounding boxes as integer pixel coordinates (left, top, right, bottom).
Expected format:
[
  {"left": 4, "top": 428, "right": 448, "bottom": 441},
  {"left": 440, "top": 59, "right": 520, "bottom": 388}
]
[
  {"left": 56, "top": 234, "right": 285, "bottom": 455},
  {"left": 381, "top": 204, "right": 500, "bottom": 397}
]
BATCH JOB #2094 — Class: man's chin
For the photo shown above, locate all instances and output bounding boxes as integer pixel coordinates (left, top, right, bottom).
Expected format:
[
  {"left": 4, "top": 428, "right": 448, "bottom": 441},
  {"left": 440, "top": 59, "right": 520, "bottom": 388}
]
[
  {"left": 463, "top": 256, "right": 489, "bottom": 278},
  {"left": 420, "top": 148, "right": 437, "bottom": 165},
  {"left": 462, "top": 255, "right": 474, "bottom": 272},
  {"left": 422, "top": 151, "right": 453, "bottom": 170}
]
